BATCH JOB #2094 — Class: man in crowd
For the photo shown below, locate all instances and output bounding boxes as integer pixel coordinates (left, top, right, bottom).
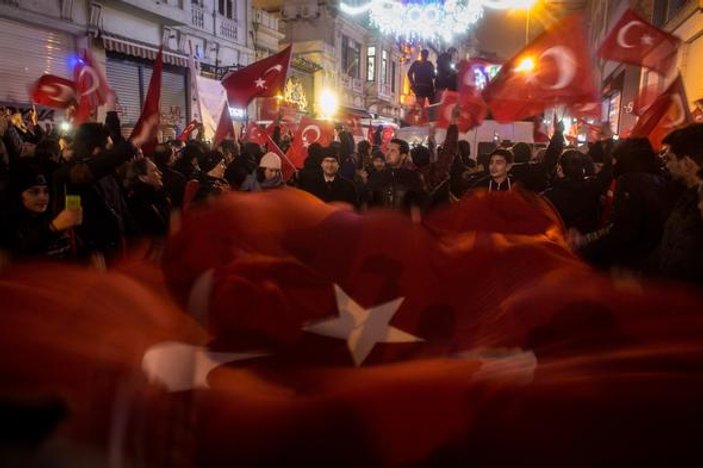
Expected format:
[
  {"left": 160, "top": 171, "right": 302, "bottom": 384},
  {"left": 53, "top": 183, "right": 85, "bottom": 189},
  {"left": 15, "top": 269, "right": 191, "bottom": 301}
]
[
  {"left": 367, "top": 138, "right": 427, "bottom": 217},
  {"left": 305, "top": 147, "right": 358, "bottom": 208}
]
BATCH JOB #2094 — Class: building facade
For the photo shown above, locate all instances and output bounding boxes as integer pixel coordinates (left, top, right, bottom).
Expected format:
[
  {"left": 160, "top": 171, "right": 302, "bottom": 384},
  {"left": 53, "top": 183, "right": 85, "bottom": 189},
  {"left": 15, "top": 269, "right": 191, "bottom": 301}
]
[
  {"left": 586, "top": 0, "right": 703, "bottom": 137},
  {"left": 0, "top": 0, "right": 254, "bottom": 138}
]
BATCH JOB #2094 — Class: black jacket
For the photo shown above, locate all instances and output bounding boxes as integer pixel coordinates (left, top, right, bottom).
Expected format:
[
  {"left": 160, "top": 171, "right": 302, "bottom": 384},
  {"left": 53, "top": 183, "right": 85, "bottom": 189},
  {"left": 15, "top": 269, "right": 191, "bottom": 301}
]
[
  {"left": 0, "top": 209, "right": 72, "bottom": 259},
  {"left": 581, "top": 172, "right": 679, "bottom": 270},
  {"left": 656, "top": 187, "right": 703, "bottom": 285},
  {"left": 367, "top": 167, "right": 427, "bottom": 212},
  {"left": 127, "top": 182, "right": 171, "bottom": 237},
  {"left": 542, "top": 178, "right": 601, "bottom": 233},
  {"left": 305, "top": 174, "right": 358, "bottom": 207}
]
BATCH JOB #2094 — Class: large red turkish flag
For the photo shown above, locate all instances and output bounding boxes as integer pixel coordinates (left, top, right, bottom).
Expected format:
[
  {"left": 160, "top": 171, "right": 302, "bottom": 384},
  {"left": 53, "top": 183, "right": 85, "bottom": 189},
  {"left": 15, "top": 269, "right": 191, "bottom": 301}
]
[
  {"left": 287, "top": 117, "right": 335, "bottom": 168},
  {"left": 243, "top": 122, "right": 268, "bottom": 146},
  {"left": 483, "top": 14, "right": 597, "bottom": 123},
  {"left": 598, "top": 8, "right": 681, "bottom": 75},
  {"left": 30, "top": 74, "right": 77, "bottom": 109},
  {"left": 630, "top": 75, "right": 692, "bottom": 149},
  {"left": 221, "top": 46, "right": 292, "bottom": 107}
]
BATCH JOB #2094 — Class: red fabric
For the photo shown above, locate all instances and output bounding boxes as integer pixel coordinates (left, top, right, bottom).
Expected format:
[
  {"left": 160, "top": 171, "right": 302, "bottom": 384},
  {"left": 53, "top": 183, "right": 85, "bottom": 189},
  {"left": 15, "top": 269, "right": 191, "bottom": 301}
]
[
  {"left": 404, "top": 103, "right": 428, "bottom": 126},
  {"left": 243, "top": 122, "right": 268, "bottom": 146},
  {"left": 0, "top": 263, "right": 206, "bottom": 466},
  {"left": 264, "top": 133, "right": 296, "bottom": 182},
  {"left": 130, "top": 47, "right": 163, "bottom": 156},
  {"left": 598, "top": 8, "right": 681, "bottom": 75},
  {"left": 633, "top": 82, "right": 662, "bottom": 115},
  {"left": 483, "top": 14, "right": 596, "bottom": 123},
  {"left": 341, "top": 112, "right": 364, "bottom": 136},
  {"left": 213, "top": 105, "right": 235, "bottom": 148},
  {"left": 73, "top": 49, "right": 112, "bottom": 123},
  {"left": 569, "top": 101, "right": 601, "bottom": 120},
  {"left": 533, "top": 116, "right": 550, "bottom": 143},
  {"left": 380, "top": 126, "right": 395, "bottom": 153},
  {"left": 221, "top": 46, "right": 292, "bottom": 107},
  {"left": 177, "top": 119, "right": 199, "bottom": 142},
  {"left": 436, "top": 90, "right": 487, "bottom": 132},
  {"left": 30, "top": 74, "right": 76, "bottom": 109},
  {"left": 287, "top": 117, "right": 335, "bottom": 168},
  {"left": 630, "top": 75, "right": 692, "bottom": 149}
]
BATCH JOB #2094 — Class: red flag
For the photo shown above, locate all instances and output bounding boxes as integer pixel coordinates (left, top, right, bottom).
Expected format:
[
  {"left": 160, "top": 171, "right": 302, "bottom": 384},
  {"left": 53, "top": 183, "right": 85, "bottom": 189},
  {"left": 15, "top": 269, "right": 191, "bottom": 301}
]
[
  {"left": 130, "top": 47, "right": 163, "bottom": 155},
  {"left": 341, "top": 112, "right": 364, "bottom": 137},
  {"left": 630, "top": 75, "right": 692, "bottom": 149},
  {"left": 221, "top": 46, "right": 292, "bottom": 107},
  {"left": 569, "top": 101, "right": 602, "bottom": 120},
  {"left": 287, "top": 117, "right": 335, "bottom": 168},
  {"left": 380, "top": 126, "right": 395, "bottom": 153},
  {"left": 533, "top": 116, "right": 550, "bottom": 143},
  {"left": 264, "top": 134, "right": 296, "bottom": 182},
  {"left": 244, "top": 122, "right": 268, "bottom": 146},
  {"left": 178, "top": 119, "right": 199, "bottom": 142},
  {"left": 436, "top": 90, "right": 487, "bottom": 132},
  {"left": 483, "top": 14, "right": 597, "bottom": 123},
  {"left": 29, "top": 74, "right": 76, "bottom": 109},
  {"left": 73, "top": 49, "right": 112, "bottom": 123},
  {"left": 213, "top": 105, "right": 235, "bottom": 148},
  {"left": 404, "top": 104, "right": 428, "bottom": 126},
  {"left": 598, "top": 8, "right": 681, "bottom": 75},
  {"left": 633, "top": 82, "right": 663, "bottom": 115}
]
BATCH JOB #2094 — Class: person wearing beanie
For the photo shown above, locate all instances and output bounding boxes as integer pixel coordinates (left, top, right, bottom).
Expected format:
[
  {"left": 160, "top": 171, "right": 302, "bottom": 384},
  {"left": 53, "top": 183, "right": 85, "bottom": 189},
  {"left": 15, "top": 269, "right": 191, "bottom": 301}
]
[
  {"left": 193, "top": 150, "right": 229, "bottom": 203},
  {"left": 303, "top": 147, "right": 358, "bottom": 208},
  {"left": 1, "top": 162, "right": 82, "bottom": 259},
  {"left": 240, "top": 152, "right": 285, "bottom": 192}
]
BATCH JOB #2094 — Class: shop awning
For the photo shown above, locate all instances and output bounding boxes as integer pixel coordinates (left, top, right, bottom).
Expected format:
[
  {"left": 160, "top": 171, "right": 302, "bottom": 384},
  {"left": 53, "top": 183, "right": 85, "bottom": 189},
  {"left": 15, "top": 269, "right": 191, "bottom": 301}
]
[
  {"left": 340, "top": 105, "right": 372, "bottom": 119},
  {"left": 102, "top": 33, "right": 188, "bottom": 67}
]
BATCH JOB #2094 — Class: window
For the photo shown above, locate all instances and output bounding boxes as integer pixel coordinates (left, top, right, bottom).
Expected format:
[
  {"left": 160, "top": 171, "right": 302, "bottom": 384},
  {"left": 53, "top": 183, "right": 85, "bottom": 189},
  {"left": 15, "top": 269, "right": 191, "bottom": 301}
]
[
  {"left": 653, "top": 0, "right": 688, "bottom": 26},
  {"left": 341, "top": 35, "right": 360, "bottom": 79},
  {"left": 218, "top": 0, "right": 233, "bottom": 18},
  {"left": 391, "top": 61, "right": 396, "bottom": 92},
  {"left": 366, "top": 46, "right": 375, "bottom": 82},
  {"left": 381, "top": 49, "right": 389, "bottom": 85}
]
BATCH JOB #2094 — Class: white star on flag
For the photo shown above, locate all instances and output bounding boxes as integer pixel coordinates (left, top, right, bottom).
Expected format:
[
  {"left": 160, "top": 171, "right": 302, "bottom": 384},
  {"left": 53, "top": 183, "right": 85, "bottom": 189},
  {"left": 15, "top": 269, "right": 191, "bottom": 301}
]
[
  {"left": 641, "top": 34, "right": 655, "bottom": 46},
  {"left": 142, "top": 341, "right": 269, "bottom": 392},
  {"left": 303, "top": 285, "right": 423, "bottom": 366},
  {"left": 254, "top": 77, "right": 267, "bottom": 89}
]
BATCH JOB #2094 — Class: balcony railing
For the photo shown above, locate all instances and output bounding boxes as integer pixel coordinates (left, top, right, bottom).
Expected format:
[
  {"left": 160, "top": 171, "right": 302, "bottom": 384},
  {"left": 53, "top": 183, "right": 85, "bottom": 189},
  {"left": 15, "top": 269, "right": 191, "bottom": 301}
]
[
  {"left": 219, "top": 17, "right": 237, "bottom": 41},
  {"left": 191, "top": 5, "right": 204, "bottom": 29}
]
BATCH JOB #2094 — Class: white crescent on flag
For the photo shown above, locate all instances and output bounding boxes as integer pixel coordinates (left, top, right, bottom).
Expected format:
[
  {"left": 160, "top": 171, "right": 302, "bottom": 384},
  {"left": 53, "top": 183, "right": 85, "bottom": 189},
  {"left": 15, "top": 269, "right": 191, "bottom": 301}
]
[
  {"left": 616, "top": 21, "right": 644, "bottom": 49},
  {"left": 265, "top": 65, "right": 283, "bottom": 75},
  {"left": 40, "top": 83, "right": 75, "bottom": 104},
  {"left": 78, "top": 66, "right": 100, "bottom": 97},
  {"left": 538, "top": 46, "right": 577, "bottom": 90},
  {"left": 667, "top": 94, "right": 687, "bottom": 127},
  {"left": 302, "top": 125, "right": 321, "bottom": 147}
]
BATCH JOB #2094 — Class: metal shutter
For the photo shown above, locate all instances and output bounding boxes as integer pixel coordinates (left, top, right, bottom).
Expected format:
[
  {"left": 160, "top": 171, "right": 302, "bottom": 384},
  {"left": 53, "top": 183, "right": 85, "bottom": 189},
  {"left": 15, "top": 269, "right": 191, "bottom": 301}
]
[
  {"left": 106, "top": 56, "right": 142, "bottom": 127},
  {"left": 141, "top": 66, "right": 188, "bottom": 132},
  {"left": 0, "top": 18, "right": 74, "bottom": 104}
]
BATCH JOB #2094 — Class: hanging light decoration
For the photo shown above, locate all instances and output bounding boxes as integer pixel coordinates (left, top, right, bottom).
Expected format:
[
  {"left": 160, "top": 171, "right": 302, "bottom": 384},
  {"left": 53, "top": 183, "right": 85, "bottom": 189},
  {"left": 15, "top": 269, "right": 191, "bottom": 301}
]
[{"left": 340, "top": 0, "right": 534, "bottom": 42}]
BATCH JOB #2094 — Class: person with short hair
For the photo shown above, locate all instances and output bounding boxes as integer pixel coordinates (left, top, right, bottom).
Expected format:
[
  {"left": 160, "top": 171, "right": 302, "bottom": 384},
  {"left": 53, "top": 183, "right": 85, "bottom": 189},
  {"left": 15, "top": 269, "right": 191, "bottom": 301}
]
[
  {"left": 655, "top": 123, "right": 703, "bottom": 284},
  {"left": 367, "top": 138, "right": 427, "bottom": 214},
  {"left": 474, "top": 149, "right": 514, "bottom": 192},
  {"left": 125, "top": 158, "right": 171, "bottom": 237},
  {"left": 304, "top": 147, "right": 358, "bottom": 207}
]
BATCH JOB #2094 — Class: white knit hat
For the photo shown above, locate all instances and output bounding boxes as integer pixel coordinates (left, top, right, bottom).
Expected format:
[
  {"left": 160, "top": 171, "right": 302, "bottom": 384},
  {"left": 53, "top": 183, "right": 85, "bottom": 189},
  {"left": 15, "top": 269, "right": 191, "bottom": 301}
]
[{"left": 259, "top": 152, "right": 282, "bottom": 170}]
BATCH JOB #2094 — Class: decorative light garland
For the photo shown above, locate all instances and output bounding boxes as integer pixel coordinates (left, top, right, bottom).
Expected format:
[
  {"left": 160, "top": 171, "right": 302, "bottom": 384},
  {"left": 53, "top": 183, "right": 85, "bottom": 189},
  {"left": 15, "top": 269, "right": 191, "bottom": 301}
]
[{"left": 340, "top": 0, "right": 532, "bottom": 42}]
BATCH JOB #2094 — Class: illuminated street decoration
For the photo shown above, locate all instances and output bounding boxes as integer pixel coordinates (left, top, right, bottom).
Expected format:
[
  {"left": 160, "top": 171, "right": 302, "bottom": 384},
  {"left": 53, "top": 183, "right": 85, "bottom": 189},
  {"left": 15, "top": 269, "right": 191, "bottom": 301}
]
[
  {"left": 340, "top": 0, "right": 536, "bottom": 42},
  {"left": 284, "top": 77, "right": 308, "bottom": 112}
]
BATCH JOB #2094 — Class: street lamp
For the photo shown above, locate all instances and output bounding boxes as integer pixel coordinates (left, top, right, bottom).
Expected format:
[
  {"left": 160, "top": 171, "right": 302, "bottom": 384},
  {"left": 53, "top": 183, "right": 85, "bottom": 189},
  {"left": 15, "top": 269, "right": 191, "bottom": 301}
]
[{"left": 319, "top": 89, "right": 338, "bottom": 119}]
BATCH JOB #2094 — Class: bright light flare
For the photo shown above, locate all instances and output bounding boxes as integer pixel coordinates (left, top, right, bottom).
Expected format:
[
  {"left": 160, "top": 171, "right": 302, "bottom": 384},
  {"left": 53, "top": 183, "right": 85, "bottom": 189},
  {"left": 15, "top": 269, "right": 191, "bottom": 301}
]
[
  {"left": 514, "top": 57, "right": 535, "bottom": 73},
  {"left": 59, "top": 121, "right": 71, "bottom": 132},
  {"left": 319, "top": 89, "right": 338, "bottom": 118}
]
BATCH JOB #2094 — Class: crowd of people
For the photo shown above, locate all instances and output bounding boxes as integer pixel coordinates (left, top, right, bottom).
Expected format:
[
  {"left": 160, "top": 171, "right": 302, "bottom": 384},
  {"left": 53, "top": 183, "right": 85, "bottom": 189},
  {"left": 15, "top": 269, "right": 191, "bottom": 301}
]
[{"left": 1, "top": 105, "right": 702, "bottom": 285}]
